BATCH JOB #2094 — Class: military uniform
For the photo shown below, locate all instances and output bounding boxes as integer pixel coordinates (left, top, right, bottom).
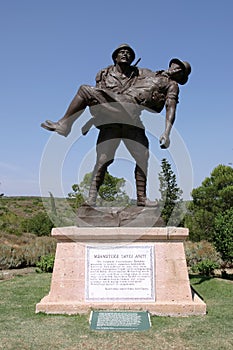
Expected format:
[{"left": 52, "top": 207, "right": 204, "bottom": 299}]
[
  {"left": 78, "top": 64, "right": 151, "bottom": 205},
  {"left": 41, "top": 44, "right": 190, "bottom": 206},
  {"left": 79, "top": 65, "right": 179, "bottom": 125},
  {"left": 76, "top": 61, "right": 180, "bottom": 205}
]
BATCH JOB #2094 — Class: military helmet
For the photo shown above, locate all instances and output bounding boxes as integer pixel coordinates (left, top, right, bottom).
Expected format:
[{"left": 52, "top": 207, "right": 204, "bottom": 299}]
[
  {"left": 169, "top": 58, "right": 191, "bottom": 85},
  {"left": 112, "top": 44, "right": 136, "bottom": 63}
]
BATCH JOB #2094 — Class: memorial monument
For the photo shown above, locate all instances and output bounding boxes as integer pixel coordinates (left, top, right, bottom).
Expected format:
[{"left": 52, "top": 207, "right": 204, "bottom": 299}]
[{"left": 37, "top": 44, "right": 206, "bottom": 316}]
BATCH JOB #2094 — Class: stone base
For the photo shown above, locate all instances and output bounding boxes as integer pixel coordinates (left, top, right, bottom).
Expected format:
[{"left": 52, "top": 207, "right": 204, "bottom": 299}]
[
  {"left": 36, "top": 227, "right": 206, "bottom": 317},
  {"left": 37, "top": 295, "right": 205, "bottom": 317}
]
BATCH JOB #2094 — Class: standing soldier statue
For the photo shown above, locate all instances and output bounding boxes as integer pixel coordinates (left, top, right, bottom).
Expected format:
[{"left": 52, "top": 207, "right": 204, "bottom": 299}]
[{"left": 41, "top": 44, "right": 191, "bottom": 207}]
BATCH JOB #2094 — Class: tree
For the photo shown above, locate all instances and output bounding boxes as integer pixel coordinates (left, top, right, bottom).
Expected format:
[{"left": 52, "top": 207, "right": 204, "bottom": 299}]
[
  {"left": 185, "top": 164, "right": 233, "bottom": 241},
  {"left": 213, "top": 208, "right": 233, "bottom": 264},
  {"left": 68, "top": 172, "right": 130, "bottom": 207},
  {"left": 158, "top": 158, "right": 183, "bottom": 226},
  {"left": 185, "top": 208, "right": 214, "bottom": 242},
  {"left": 67, "top": 183, "right": 85, "bottom": 208}
]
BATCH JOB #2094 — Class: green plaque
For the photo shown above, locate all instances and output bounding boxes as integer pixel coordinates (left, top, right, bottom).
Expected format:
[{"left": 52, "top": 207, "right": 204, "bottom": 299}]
[{"left": 90, "top": 311, "right": 151, "bottom": 331}]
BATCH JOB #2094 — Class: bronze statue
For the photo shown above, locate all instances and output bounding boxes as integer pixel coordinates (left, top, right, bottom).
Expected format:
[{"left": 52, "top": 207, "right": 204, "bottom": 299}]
[{"left": 41, "top": 44, "right": 191, "bottom": 207}]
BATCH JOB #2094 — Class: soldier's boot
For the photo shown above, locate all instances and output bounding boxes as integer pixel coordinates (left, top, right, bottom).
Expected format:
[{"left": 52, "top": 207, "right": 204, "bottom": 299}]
[
  {"left": 41, "top": 94, "right": 86, "bottom": 137},
  {"left": 85, "top": 166, "right": 106, "bottom": 206},
  {"left": 136, "top": 171, "right": 158, "bottom": 207},
  {"left": 41, "top": 117, "right": 74, "bottom": 137}
]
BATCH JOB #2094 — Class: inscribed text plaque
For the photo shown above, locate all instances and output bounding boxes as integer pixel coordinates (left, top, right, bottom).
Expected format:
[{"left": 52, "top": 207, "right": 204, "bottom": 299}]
[{"left": 85, "top": 245, "right": 155, "bottom": 301}]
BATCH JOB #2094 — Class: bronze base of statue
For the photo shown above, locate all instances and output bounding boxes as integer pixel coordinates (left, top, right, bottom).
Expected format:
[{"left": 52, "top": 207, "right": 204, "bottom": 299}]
[{"left": 76, "top": 205, "right": 164, "bottom": 227}]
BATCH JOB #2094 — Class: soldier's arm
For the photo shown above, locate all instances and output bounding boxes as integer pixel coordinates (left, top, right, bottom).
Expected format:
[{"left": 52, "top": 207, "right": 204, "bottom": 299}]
[{"left": 160, "top": 83, "right": 179, "bottom": 149}]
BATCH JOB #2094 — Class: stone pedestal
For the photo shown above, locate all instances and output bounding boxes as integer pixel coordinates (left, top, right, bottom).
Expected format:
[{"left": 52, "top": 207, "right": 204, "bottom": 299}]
[{"left": 36, "top": 226, "right": 206, "bottom": 316}]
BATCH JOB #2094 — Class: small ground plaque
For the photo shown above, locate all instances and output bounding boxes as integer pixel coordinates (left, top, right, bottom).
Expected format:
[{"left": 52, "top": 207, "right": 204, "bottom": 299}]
[{"left": 90, "top": 311, "right": 151, "bottom": 331}]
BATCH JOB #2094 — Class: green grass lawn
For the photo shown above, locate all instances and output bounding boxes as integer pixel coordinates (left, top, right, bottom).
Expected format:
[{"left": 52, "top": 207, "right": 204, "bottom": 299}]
[{"left": 0, "top": 273, "right": 232, "bottom": 350}]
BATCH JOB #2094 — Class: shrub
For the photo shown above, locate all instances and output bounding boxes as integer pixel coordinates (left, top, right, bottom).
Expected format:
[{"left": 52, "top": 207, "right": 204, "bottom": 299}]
[
  {"left": 0, "top": 245, "right": 16, "bottom": 269},
  {"left": 190, "top": 259, "right": 220, "bottom": 276},
  {"left": 21, "top": 212, "right": 54, "bottom": 236},
  {"left": 22, "top": 236, "right": 56, "bottom": 267},
  {"left": 0, "top": 210, "right": 24, "bottom": 235},
  {"left": 0, "top": 233, "right": 56, "bottom": 269},
  {"left": 36, "top": 254, "right": 55, "bottom": 273},
  {"left": 185, "top": 240, "right": 221, "bottom": 269}
]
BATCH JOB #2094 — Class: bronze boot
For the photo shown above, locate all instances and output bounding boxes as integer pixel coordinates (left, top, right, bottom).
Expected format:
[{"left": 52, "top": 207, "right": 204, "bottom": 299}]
[
  {"left": 136, "top": 171, "right": 158, "bottom": 207},
  {"left": 85, "top": 166, "right": 106, "bottom": 206}
]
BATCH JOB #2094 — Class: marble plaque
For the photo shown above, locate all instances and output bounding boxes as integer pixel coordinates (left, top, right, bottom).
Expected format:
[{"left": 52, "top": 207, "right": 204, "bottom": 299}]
[{"left": 85, "top": 245, "right": 155, "bottom": 301}]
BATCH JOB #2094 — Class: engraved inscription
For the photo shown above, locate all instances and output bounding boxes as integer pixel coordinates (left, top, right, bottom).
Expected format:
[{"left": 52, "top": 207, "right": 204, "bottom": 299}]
[
  {"left": 86, "top": 245, "right": 155, "bottom": 301},
  {"left": 97, "top": 312, "right": 141, "bottom": 328}
]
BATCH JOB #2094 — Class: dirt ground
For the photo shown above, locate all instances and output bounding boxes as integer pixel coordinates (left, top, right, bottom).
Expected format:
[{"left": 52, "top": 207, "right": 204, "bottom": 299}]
[{"left": 0, "top": 267, "right": 36, "bottom": 281}]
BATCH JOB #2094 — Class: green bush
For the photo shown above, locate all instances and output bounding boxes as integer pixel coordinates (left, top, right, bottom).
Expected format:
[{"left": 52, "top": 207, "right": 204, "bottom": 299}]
[
  {"left": 36, "top": 254, "right": 55, "bottom": 273},
  {"left": 21, "top": 212, "right": 54, "bottom": 236},
  {"left": 0, "top": 210, "right": 24, "bottom": 235},
  {"left": 191, "top": 259, "right": 220, "bottom": 276}
]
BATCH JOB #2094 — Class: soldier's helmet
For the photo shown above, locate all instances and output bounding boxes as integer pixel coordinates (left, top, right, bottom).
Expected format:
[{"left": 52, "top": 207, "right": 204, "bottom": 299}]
[
  {"left": 112, "top": 44, "right": 136, "bottom": 64},
  {"left": 169, "top": 58, "right": 191, "bottom": 85}
]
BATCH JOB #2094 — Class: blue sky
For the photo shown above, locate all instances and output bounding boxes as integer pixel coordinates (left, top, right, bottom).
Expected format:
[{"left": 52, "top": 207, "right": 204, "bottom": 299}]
[{"left": 1, "top": 0, "right": 233, "bottom": 199}]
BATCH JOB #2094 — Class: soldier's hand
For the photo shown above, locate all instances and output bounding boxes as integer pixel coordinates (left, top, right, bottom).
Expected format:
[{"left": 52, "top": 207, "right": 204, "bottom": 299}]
[{"left": 159, "top": 133, "right": 170, "bottom": 149}]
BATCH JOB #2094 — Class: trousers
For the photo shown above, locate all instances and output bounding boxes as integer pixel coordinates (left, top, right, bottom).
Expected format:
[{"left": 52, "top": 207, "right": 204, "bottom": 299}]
[{"left": 88, "top": 123, "right": 149, "bottom": 201}]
